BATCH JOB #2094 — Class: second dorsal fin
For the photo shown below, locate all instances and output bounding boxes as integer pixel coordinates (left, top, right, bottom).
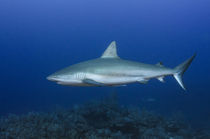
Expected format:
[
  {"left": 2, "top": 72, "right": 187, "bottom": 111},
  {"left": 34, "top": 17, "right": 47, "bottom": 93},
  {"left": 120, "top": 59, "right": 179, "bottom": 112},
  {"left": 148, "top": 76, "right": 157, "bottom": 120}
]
[
  {"left": 101, "top": 41, "right": 119, "bottom": 58},
  {"left": 156, "top": 62, "right": 164, "bottom": 67}
]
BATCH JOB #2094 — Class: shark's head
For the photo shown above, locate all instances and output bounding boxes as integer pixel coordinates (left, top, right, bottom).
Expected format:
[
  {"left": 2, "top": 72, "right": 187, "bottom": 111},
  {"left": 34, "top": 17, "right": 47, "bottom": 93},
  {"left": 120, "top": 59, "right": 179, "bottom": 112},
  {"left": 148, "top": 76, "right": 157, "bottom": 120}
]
[
  {"left": 46, "top": 69, "right": 84, "bottom": 86},
  {"left": 47, "top": 41, "right": 118, "bottom": 86}
]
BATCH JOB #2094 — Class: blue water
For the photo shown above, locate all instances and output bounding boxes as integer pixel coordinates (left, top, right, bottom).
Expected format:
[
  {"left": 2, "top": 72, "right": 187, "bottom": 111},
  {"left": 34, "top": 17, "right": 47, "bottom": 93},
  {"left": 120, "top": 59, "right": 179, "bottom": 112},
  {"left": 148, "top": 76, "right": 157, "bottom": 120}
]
[{"left": 0, "top": 0, "right": 210, "bottom": 128}]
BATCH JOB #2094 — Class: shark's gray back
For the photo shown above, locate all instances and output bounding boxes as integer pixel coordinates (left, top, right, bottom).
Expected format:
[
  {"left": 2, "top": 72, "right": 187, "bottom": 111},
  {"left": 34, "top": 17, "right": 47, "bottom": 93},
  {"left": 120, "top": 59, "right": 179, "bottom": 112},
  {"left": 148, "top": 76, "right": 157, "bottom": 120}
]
[{"left": 58, "top": 58, "right": 171, "bottom": 77}]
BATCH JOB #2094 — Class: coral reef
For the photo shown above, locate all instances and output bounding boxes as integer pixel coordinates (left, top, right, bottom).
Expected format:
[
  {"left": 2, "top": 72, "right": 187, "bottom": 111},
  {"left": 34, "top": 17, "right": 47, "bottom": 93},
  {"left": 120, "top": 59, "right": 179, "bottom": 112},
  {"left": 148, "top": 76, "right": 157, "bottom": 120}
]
[{"left": 0, "top": 94, "right": 209, "bottom": 139}]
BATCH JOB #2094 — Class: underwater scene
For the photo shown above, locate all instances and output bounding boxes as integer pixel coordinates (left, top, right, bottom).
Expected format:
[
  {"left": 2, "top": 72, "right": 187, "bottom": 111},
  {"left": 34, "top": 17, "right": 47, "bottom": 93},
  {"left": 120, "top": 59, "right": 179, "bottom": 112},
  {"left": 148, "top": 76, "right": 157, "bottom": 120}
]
[{"left": 0, "top": 0, "right": 210, "bottom": 138}]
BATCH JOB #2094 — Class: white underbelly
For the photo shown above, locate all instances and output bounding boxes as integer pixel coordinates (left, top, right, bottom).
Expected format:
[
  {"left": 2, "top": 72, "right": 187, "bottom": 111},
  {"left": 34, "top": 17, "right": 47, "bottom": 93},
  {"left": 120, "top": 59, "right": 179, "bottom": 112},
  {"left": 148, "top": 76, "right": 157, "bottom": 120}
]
[{"left": 86, "top": 73, "right": 139, "bottom": 85}]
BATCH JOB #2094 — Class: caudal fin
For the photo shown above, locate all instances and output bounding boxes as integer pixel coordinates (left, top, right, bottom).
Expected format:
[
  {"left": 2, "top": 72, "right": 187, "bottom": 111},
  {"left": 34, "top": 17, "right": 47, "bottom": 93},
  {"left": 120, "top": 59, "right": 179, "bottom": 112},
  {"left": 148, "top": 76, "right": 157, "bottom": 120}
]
[{"left": 173, "top": 54, "right": 196, "bottom": 90}]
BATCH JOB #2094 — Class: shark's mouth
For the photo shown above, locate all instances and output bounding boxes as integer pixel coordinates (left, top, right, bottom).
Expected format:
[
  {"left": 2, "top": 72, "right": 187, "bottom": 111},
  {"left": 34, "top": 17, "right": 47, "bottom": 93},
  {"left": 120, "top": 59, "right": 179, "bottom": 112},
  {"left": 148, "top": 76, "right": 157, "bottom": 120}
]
[
  {"left": 57, "top": 81, "right": 92, "bottom": 86},
  {"left": 57, "top": 81, "right": 70, "bottom": 85}
]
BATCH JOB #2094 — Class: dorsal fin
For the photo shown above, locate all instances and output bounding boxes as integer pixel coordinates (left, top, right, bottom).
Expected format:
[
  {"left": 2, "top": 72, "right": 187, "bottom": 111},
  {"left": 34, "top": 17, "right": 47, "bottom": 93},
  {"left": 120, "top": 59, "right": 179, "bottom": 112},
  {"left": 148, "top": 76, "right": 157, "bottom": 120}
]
[
  {"left": 101, "top": 41, "right": 119, "bottom": 58},
  {"left": 156, "top": 62, "right": 164, "bottom": 67}
]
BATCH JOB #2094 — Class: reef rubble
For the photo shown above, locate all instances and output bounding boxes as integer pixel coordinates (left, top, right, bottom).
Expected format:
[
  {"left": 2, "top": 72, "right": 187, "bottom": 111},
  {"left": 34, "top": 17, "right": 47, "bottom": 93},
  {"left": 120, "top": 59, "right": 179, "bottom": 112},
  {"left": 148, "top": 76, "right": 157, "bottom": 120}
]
[{"left": 0, "top": 94, "right": 209, "bottom": 139}]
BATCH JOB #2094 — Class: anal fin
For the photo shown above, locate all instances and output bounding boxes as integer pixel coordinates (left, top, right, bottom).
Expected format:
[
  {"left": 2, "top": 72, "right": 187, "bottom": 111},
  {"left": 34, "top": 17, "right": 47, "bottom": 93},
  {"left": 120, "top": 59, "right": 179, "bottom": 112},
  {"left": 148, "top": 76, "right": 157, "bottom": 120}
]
[
  {"left": 138, "top": 79, "right": 149, "bottom": 84},
  {"left": 157, "top": 76, "right": 164, "bottom": 82}
]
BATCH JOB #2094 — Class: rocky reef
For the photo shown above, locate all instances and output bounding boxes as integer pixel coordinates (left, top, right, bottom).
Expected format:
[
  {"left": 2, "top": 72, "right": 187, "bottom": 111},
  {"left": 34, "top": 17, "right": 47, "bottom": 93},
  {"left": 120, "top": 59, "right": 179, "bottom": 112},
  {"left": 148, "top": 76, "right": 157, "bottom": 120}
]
[{"left": 0, "top": 94, "right": 209, "bottom": 139}]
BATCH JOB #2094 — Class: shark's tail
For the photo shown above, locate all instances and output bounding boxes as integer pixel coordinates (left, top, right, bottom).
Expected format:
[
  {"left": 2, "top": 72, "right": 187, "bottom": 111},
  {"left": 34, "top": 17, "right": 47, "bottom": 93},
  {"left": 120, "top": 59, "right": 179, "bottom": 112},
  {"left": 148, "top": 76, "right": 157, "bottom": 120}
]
[{"left": 173, "top": 54, "right": 196, "bottom": 90}]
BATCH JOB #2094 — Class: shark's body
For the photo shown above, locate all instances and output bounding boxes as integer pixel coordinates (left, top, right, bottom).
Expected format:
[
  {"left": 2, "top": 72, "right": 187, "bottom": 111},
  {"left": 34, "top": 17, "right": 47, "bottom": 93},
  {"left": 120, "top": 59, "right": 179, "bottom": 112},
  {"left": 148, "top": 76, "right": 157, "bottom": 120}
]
[{"left": 47, "top": 41, "right": 195, "bottom": 90}]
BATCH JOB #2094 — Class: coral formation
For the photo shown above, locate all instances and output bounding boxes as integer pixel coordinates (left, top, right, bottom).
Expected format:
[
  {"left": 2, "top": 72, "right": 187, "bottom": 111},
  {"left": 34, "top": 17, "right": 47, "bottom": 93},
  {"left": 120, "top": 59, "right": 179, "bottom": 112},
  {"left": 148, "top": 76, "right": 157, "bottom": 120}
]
[{"left": 0, "top": 94, "right": 209, "bottom": 139}]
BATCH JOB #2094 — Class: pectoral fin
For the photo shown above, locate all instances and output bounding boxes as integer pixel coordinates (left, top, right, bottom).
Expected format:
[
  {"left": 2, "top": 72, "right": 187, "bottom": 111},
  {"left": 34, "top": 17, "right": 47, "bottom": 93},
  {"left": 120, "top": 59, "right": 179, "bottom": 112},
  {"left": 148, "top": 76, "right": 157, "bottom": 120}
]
[{"left": 83, "top": 79, "right": 105, "bottom": 86}]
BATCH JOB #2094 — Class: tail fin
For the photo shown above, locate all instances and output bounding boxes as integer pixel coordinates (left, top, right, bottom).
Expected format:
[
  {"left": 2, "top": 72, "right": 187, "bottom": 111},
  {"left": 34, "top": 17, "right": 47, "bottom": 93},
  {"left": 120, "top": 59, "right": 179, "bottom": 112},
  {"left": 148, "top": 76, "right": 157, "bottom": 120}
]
[{"left": 173, "top": 54, "right": 196, "bottom": 90}]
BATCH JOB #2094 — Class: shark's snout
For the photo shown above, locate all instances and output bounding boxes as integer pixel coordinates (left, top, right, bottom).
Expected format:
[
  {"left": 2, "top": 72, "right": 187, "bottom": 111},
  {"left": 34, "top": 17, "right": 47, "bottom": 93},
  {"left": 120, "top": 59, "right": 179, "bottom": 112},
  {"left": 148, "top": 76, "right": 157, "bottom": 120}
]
[{"left": 47, "top": 75, "right": 59, "bottom": 82}]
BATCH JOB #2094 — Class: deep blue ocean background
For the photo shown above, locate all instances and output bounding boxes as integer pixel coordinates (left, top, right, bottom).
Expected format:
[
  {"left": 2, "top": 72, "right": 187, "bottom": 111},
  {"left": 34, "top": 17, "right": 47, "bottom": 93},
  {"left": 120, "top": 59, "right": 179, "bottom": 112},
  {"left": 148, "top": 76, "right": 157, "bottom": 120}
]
[{"left": 0, "top": 0, "right": 210, "bottom": 129}]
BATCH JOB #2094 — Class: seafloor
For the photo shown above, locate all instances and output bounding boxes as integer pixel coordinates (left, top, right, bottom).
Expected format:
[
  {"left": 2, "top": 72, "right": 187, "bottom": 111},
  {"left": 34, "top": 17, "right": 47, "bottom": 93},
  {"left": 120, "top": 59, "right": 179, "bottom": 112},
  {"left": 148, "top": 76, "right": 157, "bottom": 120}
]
[{"left": 0, "top": 94, "right": 209, "bottom": 139}]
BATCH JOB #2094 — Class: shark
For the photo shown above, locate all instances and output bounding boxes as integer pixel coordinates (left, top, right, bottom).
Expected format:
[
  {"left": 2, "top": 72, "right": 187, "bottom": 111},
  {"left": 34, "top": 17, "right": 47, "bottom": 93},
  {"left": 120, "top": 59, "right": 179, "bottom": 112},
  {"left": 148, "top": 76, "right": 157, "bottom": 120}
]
[{"left": 47, "top": 41, "right": 195, "bottom": 90}]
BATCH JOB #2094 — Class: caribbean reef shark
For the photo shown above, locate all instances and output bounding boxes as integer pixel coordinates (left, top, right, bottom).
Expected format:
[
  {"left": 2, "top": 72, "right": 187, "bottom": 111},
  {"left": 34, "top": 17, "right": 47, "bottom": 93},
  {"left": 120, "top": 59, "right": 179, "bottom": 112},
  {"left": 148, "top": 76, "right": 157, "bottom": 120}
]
[{"left": 47, "top": 41, "right": 195, "bottom": 90}]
